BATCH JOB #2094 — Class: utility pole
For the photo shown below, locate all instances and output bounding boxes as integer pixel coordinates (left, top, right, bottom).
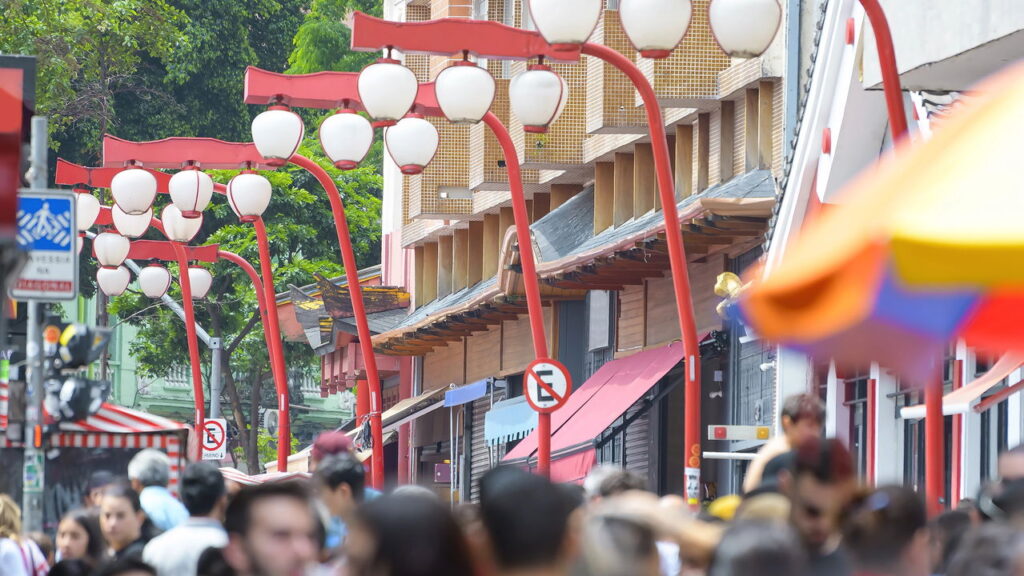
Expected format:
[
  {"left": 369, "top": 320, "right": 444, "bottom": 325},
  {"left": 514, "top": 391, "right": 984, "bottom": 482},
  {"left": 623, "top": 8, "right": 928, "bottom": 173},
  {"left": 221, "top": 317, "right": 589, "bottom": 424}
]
[{"left": 21, "top": 116, "right": 47, "bottom": 533}]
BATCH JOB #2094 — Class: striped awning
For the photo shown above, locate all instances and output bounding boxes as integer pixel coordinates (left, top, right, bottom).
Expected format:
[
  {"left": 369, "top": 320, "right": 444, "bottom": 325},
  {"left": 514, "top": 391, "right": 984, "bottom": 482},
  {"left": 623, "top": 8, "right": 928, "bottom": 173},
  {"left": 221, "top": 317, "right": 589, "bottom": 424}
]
[{"left": 55, "top": 403, "right": 189, "bottom": 434}]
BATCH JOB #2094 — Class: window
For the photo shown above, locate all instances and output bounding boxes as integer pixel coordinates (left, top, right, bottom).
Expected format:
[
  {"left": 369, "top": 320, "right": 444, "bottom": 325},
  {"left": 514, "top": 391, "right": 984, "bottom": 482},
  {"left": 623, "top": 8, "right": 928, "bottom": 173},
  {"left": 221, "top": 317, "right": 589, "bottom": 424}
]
[
  {"left": 845, "top": 377, "right": 869, "bottom": 479},
  {"left": 473, "top": 0, "right": 488, "bottom": 19}
]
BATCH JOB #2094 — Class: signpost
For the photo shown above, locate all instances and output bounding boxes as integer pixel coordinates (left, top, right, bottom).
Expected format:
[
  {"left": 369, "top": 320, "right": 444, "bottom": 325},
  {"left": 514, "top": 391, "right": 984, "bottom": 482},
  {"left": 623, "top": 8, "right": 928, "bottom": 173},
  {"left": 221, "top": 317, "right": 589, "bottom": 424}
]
[
  {"left": 11, "top": 189, "right": 77, "bottom": 301},
  {"left": 202, "top": 418, "right": 227, "bottom": 461},
  {"left": 524, "top": 359, "right": 571, "bottom": 414}
]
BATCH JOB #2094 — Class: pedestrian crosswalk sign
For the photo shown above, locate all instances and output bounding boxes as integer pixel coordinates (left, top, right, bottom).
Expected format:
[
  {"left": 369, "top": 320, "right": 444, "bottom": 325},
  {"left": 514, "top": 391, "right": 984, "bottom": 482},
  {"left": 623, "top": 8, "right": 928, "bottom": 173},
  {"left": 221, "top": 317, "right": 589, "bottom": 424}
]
[{"left": 11, "top": 190, "right": 78, "bottom": 301}]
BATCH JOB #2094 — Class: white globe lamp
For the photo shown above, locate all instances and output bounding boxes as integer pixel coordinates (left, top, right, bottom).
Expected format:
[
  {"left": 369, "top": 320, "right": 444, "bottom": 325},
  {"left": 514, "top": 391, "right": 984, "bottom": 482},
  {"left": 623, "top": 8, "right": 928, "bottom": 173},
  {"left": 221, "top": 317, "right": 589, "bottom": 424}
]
[
  {"left": 111, "top": 205, "right": 152, "bottom": 239},
  {"left": 169, "top": 169, "right": 214, "bottom": 218},
  {"left": 227, "top": 172, "right": 273, "bottom": 223},
  {"left": 708, "top": 0, "right": 782, "bottom": 58},
  {"left": 319, "top": 110, "right": 374, "bottom": 170},
  {"left": 75, "top": 191, "right": 101, "bottom": 231},
  {"left": 93, "top": 232, "right": 130, "bottom": 268},
  {"left": 138, "top": 265, "right": 172, "bottom": 299},
  {"left": 97, "top": 266, "right": 131, "bottom": 297},
  {"left": 161, "top": 205, "right": 203, "bottom": 243},
  {"left": 110, "top": 167, "right": 157, "bottom": 215},
  {"left": 358, "top": 59, "right": 418, "bottom": 127},
  {"left": 187, "top": 267, "right": 213, "bottom": 299},
  {"left": 527, "top": 0, "right": 602, "bottom": 49},
  {"left": 384, "top": 115, "right": 439, "bottom": 176},
  {"left": 251, "top": 106, "right": 305, "bottom": 167},
  {"left": 509, "top": 65, "right": 569, "bottom": 134},
  {"left": 435, "top": 62, "right": 496, "bottom": 125},
  {"left": 620, "top": 0, "right": 693, "bottom": 59}
]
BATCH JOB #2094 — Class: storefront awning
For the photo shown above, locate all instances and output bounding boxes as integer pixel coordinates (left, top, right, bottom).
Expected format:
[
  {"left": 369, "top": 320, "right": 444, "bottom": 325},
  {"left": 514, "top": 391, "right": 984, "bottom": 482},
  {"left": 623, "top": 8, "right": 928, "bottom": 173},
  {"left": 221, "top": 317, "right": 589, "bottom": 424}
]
[
  {"left": 53, "top": 403, "right": 189, "bottom": 434},
  {"left": 503, "top": 342, "right": 683, "bottom": 478},
  {"left": 900, "top": 353, "right": 1024, "bottom": 419},
  {"left": 485, "top": 396, "right": 538, "bottom": 446},
  {"left": 379, "top": 387, "right": 447, "bottom": 434},
  {"left": 445, "top": 379, "right": 489, "bottom": 407}
]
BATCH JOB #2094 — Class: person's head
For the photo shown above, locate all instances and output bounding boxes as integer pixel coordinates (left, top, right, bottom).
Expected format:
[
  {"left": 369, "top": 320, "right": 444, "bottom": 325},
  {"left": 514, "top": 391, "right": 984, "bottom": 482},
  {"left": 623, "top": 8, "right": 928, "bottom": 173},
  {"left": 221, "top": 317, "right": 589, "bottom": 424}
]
[
  {"left": 182, "top": 461, "right": 228, "bottom": 520},
  {"left": 708, "top": 521, "right": 806, "bottom": 576},
  {"left": 127, "top": 449, "right": 171, "bottom": 491},
  {"left": 843, "top": 485, "right": 929, "bottom": 576},
  {"left": 581, "top": 507, "right": 661, "bottom": 576},
  {"left": 583, "top": 466, "right": 622, "bottom": 502},
  {"left": 597, "top": 468, "right": 647, "bottom": 499},
  {"left": 784, "top": 437, "right": 855, "bottom": 553},
  {"left": 314, "top": 453, "right": 365, "bottom": 520},
  {"left": 222, "top": 481, "right": 319, "bottom": 576},
  {"left": 780, "top": 394, "right": 825, "bottom": 448},
  {"left": 310, "top": 431, "right": 354, "bottom": 472},
  {"left": 48, "top": 559, "right": 95, "bottom": 576},
  {"left": 100, "top": 483, "right": 146, "bottom": 551},
  {"left": 998, "top": 444, "right": 1024, "bottom": 482},
  {"left": 929, "top": 510, "right": 972, "bottom": 575},
  {"left": 86, "top": 471, "right": 116, "bottom": 508},
  {"left": 946, "top": 523, "right": 1024, "bottom": 576},
  {"left": 92, "top": 558, "right": 157, "bottom": 576},
  {"left": 0, "top": 493, "right": 21, "bottom": 540},
  {"left": 28, "top": 530, "right": 55, "bottom": 565},
  {"left": 735, "top": 493, "right": 791, "bottom": 524},
  {"left": 345, "top": 494, "right": 475, "bottom": 576},
  {"left": 391, "top": 484, "right": 438, "bottom": 500},
  {"left": 479, "top": 466, "right": 579, "bottom": 573},
  {"left": 57, "top": 509, "right": 105, "bottom": 565}
]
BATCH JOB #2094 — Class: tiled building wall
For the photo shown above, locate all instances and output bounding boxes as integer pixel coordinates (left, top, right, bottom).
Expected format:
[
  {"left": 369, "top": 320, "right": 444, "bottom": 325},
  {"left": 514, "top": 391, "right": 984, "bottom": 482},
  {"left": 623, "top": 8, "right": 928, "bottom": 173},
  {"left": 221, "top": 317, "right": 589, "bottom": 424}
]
[{"left": 587, "top": 11, "right": 646, "bottom": 134}]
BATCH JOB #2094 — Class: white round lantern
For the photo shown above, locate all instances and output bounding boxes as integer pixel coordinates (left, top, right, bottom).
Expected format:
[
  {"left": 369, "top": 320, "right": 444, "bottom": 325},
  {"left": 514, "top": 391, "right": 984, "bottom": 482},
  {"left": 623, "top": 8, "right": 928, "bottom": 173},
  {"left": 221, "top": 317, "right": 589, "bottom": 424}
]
[
  {"left": 251, "top": 106, "right": 305, "bottom": 166},
  {"left": 708, "top": 0, "right": 782, "bottom": 58},
  {"left": 435, "top": 62, "right": 496, "bottom": 125},
  {"left": 112, "top": 205, "right": 152, "bottom": 239},
  {"left": 93, "top": 232, "right": 130, "bottom": 268},
  {"left": 384, "top": 116, "right": 439, "bottom": 176},
  {"left": 76, "top": 235, "right": 84, "bottom": 255},
  {"left": 169, "top": 169, "right": 214, "bottom": 218},
  {"left": 161, "top": 205, "right": 203, "bottom": 243},
  {"left": 187, "top": 267, "right": 213, "bottom": 299},
  {"left": 620, "top": 0, "right": 693, "bottom": 58},
  {"left": 227, "top": 172, "right": 273, "bottom": 223},
  {"left": 357, "top": 60, "right": 418, "bottom": 126},
  {"left": 138, "top": 265, "right": 172, "bottom": 299},
  {"left": 527, "top": 0, "right": 602, "bottom": 48},
  {"left": 97, "top": 266, "right": 131, "bottom": 297},
  {"left": 319, "top": 110, "right": 374, "bottom": 170},
  {"left": 110, "top": 167, "right": 158, "bottom": 215},
  {"left": 75, "top": 192, "right": 101, "bottom": 231},
  {"left": 509, "top": 65, "right": 569, "bottom": 133}
]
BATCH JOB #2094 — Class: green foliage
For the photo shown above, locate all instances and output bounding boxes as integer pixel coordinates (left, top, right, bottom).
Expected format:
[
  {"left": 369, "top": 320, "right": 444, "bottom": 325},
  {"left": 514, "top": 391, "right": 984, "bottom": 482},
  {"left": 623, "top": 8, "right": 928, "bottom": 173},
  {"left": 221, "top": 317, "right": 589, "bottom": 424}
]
[
  {"left": 232, "top": 428, "right": 301, "bottom": 469},
  {"left": 288, "top": 0, "right": 383, "bottom": 74}
]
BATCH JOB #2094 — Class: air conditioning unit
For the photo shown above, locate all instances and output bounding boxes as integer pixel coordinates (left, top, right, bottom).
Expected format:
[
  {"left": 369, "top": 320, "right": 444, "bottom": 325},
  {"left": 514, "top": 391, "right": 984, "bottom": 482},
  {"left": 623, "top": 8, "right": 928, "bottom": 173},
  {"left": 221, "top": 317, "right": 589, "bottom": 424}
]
[{"left": 263, "top": 409, "right": 279, "bottom": 435}]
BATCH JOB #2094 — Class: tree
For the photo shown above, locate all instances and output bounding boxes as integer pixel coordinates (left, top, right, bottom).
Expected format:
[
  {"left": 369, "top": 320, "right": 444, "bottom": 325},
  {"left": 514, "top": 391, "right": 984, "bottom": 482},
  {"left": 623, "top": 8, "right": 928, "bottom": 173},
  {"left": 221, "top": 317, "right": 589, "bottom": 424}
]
[{"left": 288, "top": 0, "right": 382, "bottom": 75}]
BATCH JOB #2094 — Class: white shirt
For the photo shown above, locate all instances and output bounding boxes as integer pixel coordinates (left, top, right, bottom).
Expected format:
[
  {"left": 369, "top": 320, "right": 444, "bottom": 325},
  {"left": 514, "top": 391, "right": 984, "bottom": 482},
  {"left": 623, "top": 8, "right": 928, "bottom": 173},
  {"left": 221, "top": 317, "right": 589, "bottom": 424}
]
[
  {"left": 0, "top": 538, "right": 48, "bottom": 576},
  {"left": 143, "top": 517, "right": 228, "bottom": 576}
]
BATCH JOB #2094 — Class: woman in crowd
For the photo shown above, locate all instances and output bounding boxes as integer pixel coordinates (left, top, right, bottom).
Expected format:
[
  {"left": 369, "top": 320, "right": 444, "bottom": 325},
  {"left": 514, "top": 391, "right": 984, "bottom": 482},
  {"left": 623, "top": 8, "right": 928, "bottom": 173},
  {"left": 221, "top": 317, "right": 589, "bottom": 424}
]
[
  {"left": 708, "top": 521, "right": 806, "bottom": 576},
  {"left": 55, "top": 509, "right": 105, "bottom": 567},
  {"left": 99, "top": 484, "right": 151, "bottom": 562},
  {"left": 946, "top": 524, "right": 1024, "bottom": 576},
  {"left": 0, "top": 493, "right": 50, "bottom": 576},
  {"left": 842, "top": 485, "right": 930, "bottom": 576}
]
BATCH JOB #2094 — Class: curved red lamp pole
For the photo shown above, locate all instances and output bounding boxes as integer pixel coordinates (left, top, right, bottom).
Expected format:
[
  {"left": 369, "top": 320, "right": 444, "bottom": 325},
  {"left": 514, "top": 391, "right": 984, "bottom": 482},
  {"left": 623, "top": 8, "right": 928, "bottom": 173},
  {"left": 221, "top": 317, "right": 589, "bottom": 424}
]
[
  {"left": 289, "top": 154, "right": 385, "bottom": 488},
  {"left": 171, "top": 241, "right": 206, "bottom": 460},
  {"left": 860, "top": 0, "right": 909, "bottom": 144}
]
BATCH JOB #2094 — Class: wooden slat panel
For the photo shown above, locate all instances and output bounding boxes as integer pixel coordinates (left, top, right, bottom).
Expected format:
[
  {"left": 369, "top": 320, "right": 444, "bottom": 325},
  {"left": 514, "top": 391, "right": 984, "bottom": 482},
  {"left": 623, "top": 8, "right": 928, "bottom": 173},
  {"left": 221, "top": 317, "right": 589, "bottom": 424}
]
[
  {"left": 720, "top": 100, "right": 735, "bottom": 183},
  {"left": 532, "top": 192, "right": 551, "bottom": 222},
  {"left": 697, "top": 113, "right": 710, "bottom": 193},
  {"left": 414, "top": 246, "right": 425, "bottom": 307},
  {"left": 423, "top": 340, "right": 466, "bottom": 391},
  {"left": 614, "top": 152, "right": 634, "bottom": 227},
  {"left": 759, "top": 80, "right": 774, "bottom": 170},
  {"left": 551, "top": 184, "right": 581, "bottom": 211},
  {"left": 617, "top": 283, "right": 646, "bottom": 353},
  {"left": 483, "top": 214, "right": 500, "bottom": 278},
  {"left": 646, "top": 255, "right": 724, "bottom": 345},
  {"left": 422, "top": 242, "right": 438, "bottom": 305},
  {"left": 468, "top": 221, "right": 484, "bottom": 286},
  {"left": 453, "top": 228, "right": 469, "bottom": 293},
  {"left": 675, "top": 124, "right": 693, "bottom": 199},
  {"left": 500, "top": 307, "right": 554, "bottom": 375},
  {"left": 466, "top": 325, "right": 502, "bottom": 383},
  {"left": 594, "top": 162, "right": 614, "bottom": 234},
  {"left": 438, "top": 235, "right": 453, "bottom": 299},
  {"left": 634, "top": 144, "right": 656, "bottom": 215}
]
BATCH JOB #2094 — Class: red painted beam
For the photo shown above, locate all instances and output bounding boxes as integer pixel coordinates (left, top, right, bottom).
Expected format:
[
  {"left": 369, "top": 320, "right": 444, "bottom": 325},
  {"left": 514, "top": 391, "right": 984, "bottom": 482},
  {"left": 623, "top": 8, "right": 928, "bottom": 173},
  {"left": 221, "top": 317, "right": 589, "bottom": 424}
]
[
  {"left": 56, "top": 158, "right": 172, "bottom": 191},
  {"left": 103, "top": 135, "right": 274, "bottom": 170},
  {"left": 127, "top": 240, "right": 220, "bottom": 263}
]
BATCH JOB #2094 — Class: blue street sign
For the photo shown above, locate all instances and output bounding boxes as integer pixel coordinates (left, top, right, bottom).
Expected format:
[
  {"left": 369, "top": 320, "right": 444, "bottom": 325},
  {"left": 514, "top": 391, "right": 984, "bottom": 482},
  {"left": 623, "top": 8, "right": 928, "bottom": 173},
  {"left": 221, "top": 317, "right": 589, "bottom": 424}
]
[{"left": 11, "top": 190, "right": 78, "bottom": 301}]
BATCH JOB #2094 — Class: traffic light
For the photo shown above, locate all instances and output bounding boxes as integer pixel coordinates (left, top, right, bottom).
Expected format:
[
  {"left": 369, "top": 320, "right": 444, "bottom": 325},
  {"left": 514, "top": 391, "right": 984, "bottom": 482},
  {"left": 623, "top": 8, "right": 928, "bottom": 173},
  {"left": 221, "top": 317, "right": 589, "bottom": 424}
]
[{"left": 42, "top": 322, "right": 111, "bottom": 423}]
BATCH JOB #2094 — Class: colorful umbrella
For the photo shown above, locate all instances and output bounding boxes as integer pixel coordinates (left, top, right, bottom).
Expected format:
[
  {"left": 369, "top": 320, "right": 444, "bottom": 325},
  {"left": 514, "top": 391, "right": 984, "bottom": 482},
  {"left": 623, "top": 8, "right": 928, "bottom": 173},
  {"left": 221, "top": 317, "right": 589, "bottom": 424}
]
[{"left": 739, "top": 62, "right": 1024, "bottom": 382}]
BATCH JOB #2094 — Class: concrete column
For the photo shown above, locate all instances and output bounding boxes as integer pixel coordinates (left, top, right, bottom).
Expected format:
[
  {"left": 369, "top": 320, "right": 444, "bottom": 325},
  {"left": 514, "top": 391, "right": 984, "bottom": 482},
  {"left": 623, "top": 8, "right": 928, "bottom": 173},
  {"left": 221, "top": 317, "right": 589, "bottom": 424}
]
[
  {"left": 774, "top": 347, "right": 814, "bottom": 437},
  {"left": 1009, "top": 367, "right": 1023, "bottom": 449},
  {"left": 872, "top": 363, "right": 903, "bottom": 484}
]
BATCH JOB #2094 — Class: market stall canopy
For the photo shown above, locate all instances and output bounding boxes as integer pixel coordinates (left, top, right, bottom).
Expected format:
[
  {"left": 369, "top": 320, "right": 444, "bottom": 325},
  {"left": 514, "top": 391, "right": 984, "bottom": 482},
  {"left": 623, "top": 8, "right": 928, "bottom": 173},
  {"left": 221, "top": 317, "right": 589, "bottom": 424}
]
[{"left": 740, "top": 62, "right": 1024, "bottom": 381}]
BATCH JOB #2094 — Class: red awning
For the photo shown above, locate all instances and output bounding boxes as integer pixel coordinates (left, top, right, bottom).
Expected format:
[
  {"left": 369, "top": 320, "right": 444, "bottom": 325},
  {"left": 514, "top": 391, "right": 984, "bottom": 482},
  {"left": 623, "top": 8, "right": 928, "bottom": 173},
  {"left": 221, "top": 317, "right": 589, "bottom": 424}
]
[
  {"left": 504, "top": 343, "right": 683, "bottom": 475},
  {"left": 56, "top": 403, "right": 190, "bottom": 434},
  {"left": 900, "top": 353, "right": 1024, "bottom": 419}
]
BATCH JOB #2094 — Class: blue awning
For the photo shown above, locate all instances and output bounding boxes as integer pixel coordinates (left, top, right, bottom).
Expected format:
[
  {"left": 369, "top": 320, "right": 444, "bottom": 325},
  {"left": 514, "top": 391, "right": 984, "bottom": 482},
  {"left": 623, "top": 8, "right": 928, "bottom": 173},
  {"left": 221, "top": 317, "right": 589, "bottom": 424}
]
[
  {"left": 485, "top": 396, "right": 538, "bottom": 446},
  {"left": 444, "top": 379, "right": 489, "bottom": 407}
]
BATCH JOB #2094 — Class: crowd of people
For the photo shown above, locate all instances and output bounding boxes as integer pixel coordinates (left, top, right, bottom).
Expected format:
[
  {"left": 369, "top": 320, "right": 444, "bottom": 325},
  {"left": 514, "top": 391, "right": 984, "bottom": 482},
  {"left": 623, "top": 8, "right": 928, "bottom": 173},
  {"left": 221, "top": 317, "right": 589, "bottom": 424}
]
[{"left": 3, "top": 394, "right": 1024, "bottom": 576}]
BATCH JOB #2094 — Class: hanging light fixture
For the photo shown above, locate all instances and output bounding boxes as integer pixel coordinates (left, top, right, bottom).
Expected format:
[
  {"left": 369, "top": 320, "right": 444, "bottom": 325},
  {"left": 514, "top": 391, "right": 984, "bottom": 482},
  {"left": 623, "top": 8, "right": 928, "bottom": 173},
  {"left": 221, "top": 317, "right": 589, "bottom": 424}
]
[
  {"left": 251, "top": 105, "right": 305, "bottom": 167},
  {"left": 227, "top": 172, "right": 273, "bottom": 223},
  {"left": 110, "top": 167, "right": 158, "bottom": 215},
  {"left": 169, "top": 168, "right": 214, "bottom": 218},
  {"left": 527, "top": 0, "right": 602, "bottom": 49},
  {"left": 319, "top": 109, "right": 374, "bottom": 170},
  {"left": 97, "top": 266, "right": 131, "bottom": 297},
  {"left": 161, "top": 205, "right": 203, "bottom": 243},
  {"left": 357, "top": 57, "right": 418, "bottom": 127},
  {"left": 93, "top": 232, "right": 130, "bottom": 268},
  {"left": 138, "top": 264, "right": 172, "bottom": 299},
  {"left": 75, "top": 190, "right": 101, "bottom": 231},
  {"left": 708, "top": 0, "right": 782, "bottom": 58},
  {"left": 435, "top": 59, "right": 496, "bottom": 125},
  {"left": 187, "top": 267, "right": 213, "bottom": 299},
  {"left": 384, "top": 115, "right": 439, "bottom": 175},
  {"left": 620, "top": 0, "right": 693, "bottom": 59},
  {"left": 509, "top": 64, "right": 569, "bottom": 133},
  {"left": 111, "top": 205, "right": 152, "bottom": 239}
]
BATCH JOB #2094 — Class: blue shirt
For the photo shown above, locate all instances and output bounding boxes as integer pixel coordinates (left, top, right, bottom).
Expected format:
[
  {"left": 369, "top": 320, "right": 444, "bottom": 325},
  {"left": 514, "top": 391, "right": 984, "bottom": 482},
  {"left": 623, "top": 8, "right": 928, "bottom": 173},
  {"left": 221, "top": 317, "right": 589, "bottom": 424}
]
[
  {"left": 324, "top": 489, "right": 381, "bottom": 550},
  {"left": 139, "top": 486, "right": 189, "bottom": 532}
]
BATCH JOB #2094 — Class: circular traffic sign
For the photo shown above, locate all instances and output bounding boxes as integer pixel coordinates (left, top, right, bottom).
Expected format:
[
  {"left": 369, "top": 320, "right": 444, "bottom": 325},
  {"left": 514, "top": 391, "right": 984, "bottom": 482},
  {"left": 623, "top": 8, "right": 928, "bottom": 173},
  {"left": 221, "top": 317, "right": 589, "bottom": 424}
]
[
  {"left": 524, "top": 358, "right": 572, "bottom": 414},
  {"left": 202, "top": 419, "right": 226, "bottom": 451}
]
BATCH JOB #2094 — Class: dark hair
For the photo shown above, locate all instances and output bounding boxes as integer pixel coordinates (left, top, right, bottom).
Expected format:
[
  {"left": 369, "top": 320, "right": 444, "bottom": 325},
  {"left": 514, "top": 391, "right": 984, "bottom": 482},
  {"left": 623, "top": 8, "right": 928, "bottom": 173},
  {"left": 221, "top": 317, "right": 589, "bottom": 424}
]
[
  {"left": 59, "top": 509, "right": 106, "bottom": 565},
  {"left": 103, "top": 483, "right": 143, "bottom": 513},
  {"left": 314, "top": 453, "right": 366, "bottom": 502},
  {"left": 947, "top": 523, "right": 1024, "bottom": 576},
  {"left": 709, "top": 521, "right": 806, "bottom": 576},
  {"left": 843, "top": 485, "right": 926, "bottom": 571},
  {"left": 479, "top": 466, "right": 576, "bottom": 570},
  {"left": 49, "top": 559, "right": 94, "bottom": 576},
  {"left": 930, "top": 510, "right": 972, "bottom": 575},
  {"left": 793, "top": 438, "right": 854, "bottom": 484},
  {"left": 350, "top": 494, "right": 474, "bottom": 576},
  {"left": 582, "top": 515, "right": 659, "bottom": 576},
  {"left": 93, "top": 558, "right": 158, "bottom": 576},
  {"left": 597, "top": 469, "right": 646, "bottom": 498},
  {"left": 88, "top": 471, "right": 116, "bottom": 493},
  {"left": 560, "top": 483, "right": 587, "bottom": 510},
  {"left": 181, "top": 462, "right": 227, "bottom": 516},
  {"left": 196, "top": 546, "right": 236, "bottom": 576},
  {"left": 781, "top": 394, "right": 825, "bottom": 424},
  {"left": 223, "top": 481, "right": 313, "bottom": 536}
]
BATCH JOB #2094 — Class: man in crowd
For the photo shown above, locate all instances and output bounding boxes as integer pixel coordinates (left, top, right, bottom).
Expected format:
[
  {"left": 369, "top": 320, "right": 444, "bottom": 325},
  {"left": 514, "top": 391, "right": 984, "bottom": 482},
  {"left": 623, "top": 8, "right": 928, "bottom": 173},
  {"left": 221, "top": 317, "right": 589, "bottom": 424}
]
[
  {"left": 783, "top": 437, "right": 856, "bottom": 576},
  {"left": 744, "top": 393, "right": 825, "bottom": 493},
  {"left": 143, "top": 461, "right": 229, "bottom": 576},
  {"left": 479, "top": 467, "right": 580, "bottom": 576},
  {"left": 221, "top": 482, "right": 319, "bottom": 576},
  {"left": 85, "top": 471, "right": 116, "bottom": 510},
  {"left": 314, "top": 453, "right": 366, "bottom": 554},
  {"left": 127, "top": 449, "right": 188, "bottom": 531}
]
